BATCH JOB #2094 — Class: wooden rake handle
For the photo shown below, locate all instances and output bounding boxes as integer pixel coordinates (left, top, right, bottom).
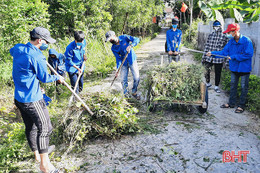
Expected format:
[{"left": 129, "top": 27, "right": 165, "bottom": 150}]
[{"left": 46, "top": 61, "right": 94, "bottom": 115}]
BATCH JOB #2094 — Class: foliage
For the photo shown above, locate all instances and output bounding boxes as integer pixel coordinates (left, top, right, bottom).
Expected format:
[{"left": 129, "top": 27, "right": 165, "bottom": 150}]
[
  {"left": 52, "top": 92, "right": 140, "bottom": 151},
  {"left": 0, "top": 61, "right": 13, "bottom": 86},
  {"left": 181, "top": 18, "right": 203, "bottom": 49},
  {"left": 221, "top": 69, "right": 260, "bottom": 115},
  {"left": 145, "top": 62, "right": 204, "bottom": 104},
  {"left": 198, "top": 0, "right": 260, "bottom": 23},
  {"left": 193, "top": 52, "right": 203, "bottom": 62},
  {"left": 110, "top": 0, "right": 164, "bottom": 36},
  {"left": 43, "top": 0, "right": 163, "bottom": 39},
  {"left": 0, "top": 0, "right": 50, "bottom": 61},
  {"left": 44, "top": 0, "right": 113, "bottom": 39},
  {"left": 0, "top": 109, "right": 31, "bottom": 172},
  {"left": 0, "top": 0, "right": 163, "bottom": 87},
  {"left": 85, "top": 37, "right": 115, "bottom": 78}
]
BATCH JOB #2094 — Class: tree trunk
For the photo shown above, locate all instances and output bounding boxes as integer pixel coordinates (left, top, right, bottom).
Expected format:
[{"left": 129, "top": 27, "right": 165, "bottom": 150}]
[
  {"left": 189, "top": 0, "right": 193, "bottom": 41},
  {"left": 183, "top": 12, "right": 186, "bottom": 23},
  {"left": 121, "top": 12, "right": 129, "bottom": 35}
]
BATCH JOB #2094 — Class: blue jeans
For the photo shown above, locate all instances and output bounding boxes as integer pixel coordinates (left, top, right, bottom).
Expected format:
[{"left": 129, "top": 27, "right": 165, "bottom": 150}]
[
  {"left": 120, "top": 61, "right": 140, "bottom": 94},
  {"left": 68, "top": 72, "right": 84, "bottom": 93},
  {"left": 229, "top": 72, "right": 250, "bottom": 109}
]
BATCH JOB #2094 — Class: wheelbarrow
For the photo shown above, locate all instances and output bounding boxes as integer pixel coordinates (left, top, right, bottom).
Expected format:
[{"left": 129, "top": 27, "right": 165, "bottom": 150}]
[{"left": 147, "top": 82, "right": 208, "bottom": 114}]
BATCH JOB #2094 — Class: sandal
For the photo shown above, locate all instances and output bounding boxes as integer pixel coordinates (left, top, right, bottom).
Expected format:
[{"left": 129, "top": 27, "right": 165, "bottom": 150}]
[
  {"left": 214, "top": 88, "right": 221, "bottom": 93},
  {"left": 132, "top": 93, "right": 140, "bottom": 100},
  {"left": 220, "top": 104, "right": 234, "bottom": 108},
  {"left": 235, "top": 107, "right": 244, "bottom": 113},
  {"left": 40, "top": 168, "right": 61, "bottom": 173}
]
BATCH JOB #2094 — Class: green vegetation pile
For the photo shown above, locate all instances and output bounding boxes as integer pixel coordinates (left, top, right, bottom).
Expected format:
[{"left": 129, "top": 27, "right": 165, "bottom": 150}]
[
  {"left": 52, "top": 92, "right": 140, "bottom": 152},
  {"left": 145, "top": 62, "right": 204, "bottom": 103}
]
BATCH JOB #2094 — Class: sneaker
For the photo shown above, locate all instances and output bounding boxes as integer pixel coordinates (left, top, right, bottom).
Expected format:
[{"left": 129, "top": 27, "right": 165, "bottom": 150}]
[{"left": 206, "top": 83, "right": 212, "bottom": 88}]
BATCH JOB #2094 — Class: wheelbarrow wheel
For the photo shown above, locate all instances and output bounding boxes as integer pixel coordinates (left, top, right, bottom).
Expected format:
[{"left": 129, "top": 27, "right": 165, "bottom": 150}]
[{"left": 197, "top": 87, "right": 208, "bottom": 114}]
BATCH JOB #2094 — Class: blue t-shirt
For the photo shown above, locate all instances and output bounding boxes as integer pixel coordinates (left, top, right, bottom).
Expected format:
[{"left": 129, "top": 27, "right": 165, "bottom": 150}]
[
  {"left": 111, "top": 35, "right": 140, "bottom": 69},
  {"left": 166, "top": 29, "right": 182, "bottom": 52},
  {"left": 10, "top": 42, "right": 60, "bottom": 103},
  {"left": 212, "top": 35, "right": 254, "bottom": 73},
  {"left": 48, "top": 49, "right": 65, "bottom": 75},
  {"left": 64, "top": 39, "right": 86, "bottom": 73}
]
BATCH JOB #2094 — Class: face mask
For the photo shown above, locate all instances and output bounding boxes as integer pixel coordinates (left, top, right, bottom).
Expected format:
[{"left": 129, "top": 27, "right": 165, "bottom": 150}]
[
  {"left": 213, "top": 26, "right": 220, "bottom": 31},
  {"left": 40, "top": 43, "right": 48, "bottom": 50},
  {"left": 227, "top": 34, "right": 234, "bottom": 39},
  {"left": 110, "top": 39, "right": 117, "bottom": 44},
  {"left": 172, "top": 25, "right": 177, "bottom": 29},
  {"left": 76, "top": 42, "right": 83, "bottom": 47}
]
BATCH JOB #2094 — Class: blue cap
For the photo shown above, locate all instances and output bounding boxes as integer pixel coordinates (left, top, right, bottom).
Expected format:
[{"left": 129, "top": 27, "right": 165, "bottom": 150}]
[{"left": 213, "top": 20, "right": 221, "bottom": 27}]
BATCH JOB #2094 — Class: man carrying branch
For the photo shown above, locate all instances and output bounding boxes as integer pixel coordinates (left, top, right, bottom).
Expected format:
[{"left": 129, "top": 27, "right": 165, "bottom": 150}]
[
  {"left": 10, "top": 27, "right": 64, "bottom": 173},
  {"left": 105, "top": 31, "right": 140, "bottom": 99}
]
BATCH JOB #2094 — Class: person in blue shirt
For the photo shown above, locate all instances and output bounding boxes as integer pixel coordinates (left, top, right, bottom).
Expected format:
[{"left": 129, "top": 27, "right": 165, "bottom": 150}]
[
  {"left": 65, "top": 31, "right": 87, "bottom": 93},
  {"left": 105, "top": 31, "right": 140, "bottom": 100},
  {"left": 166, "top": 18, "right": 182, "bottom": 63},
  {"left": 207, "top": 23, "right": 254, "bottom": 113},
  {"left": 10, "top": 27, "right": 63, "bottom": 173},
  {"left": 48, "top": 49, "right": 66, "bottom": 95},
  {"left": 48, "top": 49, "right": 66, "bottom": 76}
]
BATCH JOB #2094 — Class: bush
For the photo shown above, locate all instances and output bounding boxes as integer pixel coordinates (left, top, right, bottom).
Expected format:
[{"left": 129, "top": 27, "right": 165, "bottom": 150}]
[
  {"left": 221, "top": 69, "right": 260, "bottom": 115},
  {"left": 0, "top": 111, "right": 31, "bottom": 172},
  {"left": 0, "top": 61, "right": 13, "bottom": 86},
  {"left": 181, "top": 19, "right": 203, "bottom": 49},
  {"left": 192, "top": 52, "right": 203, "bottom": 62}
]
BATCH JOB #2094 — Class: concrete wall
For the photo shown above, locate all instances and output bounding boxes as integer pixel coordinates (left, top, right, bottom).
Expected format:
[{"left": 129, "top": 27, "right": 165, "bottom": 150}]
[{"left": 197, "top": 17, "right": 260, "bottom": 76}]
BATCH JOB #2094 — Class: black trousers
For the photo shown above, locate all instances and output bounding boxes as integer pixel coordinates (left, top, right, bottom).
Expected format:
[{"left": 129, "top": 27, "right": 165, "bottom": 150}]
[
  {"left": 204, "top": 62, "right": 223, "bottom": 86},
  {"left": 15, "top": 99, "right": 52, "bottom": 154}
]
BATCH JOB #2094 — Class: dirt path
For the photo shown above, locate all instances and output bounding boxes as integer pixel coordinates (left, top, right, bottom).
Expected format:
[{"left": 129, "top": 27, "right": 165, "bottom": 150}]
[{"left": 21, "top": 28, "right": 260, "bottom": 173}]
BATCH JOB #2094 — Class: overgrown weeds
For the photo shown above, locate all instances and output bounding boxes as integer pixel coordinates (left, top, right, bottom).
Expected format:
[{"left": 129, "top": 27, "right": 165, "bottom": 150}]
[{"left": 0, "top": 111, "right": 31, "bottom": 172}]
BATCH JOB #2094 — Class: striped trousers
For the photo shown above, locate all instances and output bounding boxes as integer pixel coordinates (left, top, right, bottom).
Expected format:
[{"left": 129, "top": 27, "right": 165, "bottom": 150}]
[{"left": 15, "top": 99, "right": 53, "bottom": 154}]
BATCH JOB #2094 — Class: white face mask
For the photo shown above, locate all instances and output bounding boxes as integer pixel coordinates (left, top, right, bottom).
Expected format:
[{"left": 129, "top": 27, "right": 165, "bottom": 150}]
[{"left": 213, "top": 26, "right": 220, "bottom": 31}]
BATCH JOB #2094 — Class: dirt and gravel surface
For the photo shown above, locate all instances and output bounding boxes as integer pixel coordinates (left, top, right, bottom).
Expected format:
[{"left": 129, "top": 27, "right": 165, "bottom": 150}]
[{"left": 20, "top": 28, "right": 260, "bottom": 173}]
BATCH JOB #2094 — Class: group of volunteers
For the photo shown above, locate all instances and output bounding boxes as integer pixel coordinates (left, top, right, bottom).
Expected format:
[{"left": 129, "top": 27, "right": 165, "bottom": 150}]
[
  {"left": 10, "top": 16, "right": 254, "bottom": 172},
  {"left": 166, "top": 17, "right": 254, "bottom": 114},
  {"left": 10, "top": 26, "right": 141, "bottom": 172}
]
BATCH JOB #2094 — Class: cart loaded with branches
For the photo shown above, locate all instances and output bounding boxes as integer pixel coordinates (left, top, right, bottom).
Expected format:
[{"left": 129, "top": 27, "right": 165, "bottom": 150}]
[{"left": 145, "top": 62, "right": 208, "bottom": 113}]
